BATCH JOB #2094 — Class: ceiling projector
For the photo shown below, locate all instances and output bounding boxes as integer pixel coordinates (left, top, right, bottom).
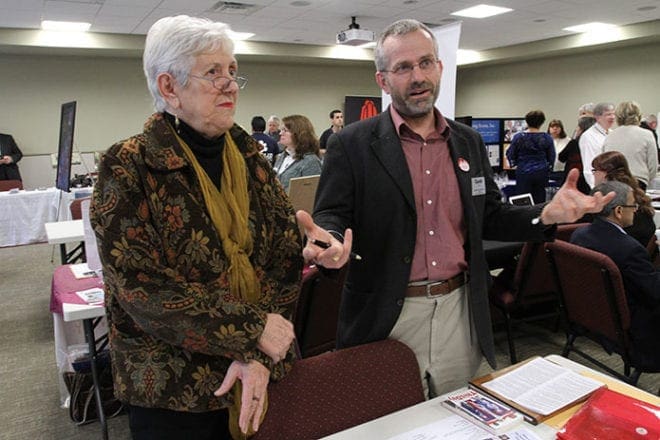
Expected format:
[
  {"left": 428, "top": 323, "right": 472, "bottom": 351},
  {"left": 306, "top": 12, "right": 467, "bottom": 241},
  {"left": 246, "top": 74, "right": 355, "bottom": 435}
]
[{"left": 336, "top": 16, "right": 374, "bottom": 46}]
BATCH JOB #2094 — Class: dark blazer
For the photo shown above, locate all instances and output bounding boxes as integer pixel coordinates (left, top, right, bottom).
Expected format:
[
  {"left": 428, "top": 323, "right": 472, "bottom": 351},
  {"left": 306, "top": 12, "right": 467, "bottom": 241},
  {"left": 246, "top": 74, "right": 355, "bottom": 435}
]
[
  {"left": 571, "top": 218, "right": 660, "bottom": 368},
  {"left": 314, "top": 110, "right": 551, "bottom": 366},
  {"left": 0, "top": 133, "right": 23, "bottom": 181}
]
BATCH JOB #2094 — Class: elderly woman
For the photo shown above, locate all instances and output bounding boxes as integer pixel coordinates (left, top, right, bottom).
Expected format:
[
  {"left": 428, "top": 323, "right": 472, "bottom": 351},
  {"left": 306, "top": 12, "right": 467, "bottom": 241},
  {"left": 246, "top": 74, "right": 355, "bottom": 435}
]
[
  {"left": 592, "top": 151, "right": 656, "bottom": 246},
  {"left": 91, "top": 16, "right": 302, "bottom": 439},
  {"left": 272, "top": 114, "right": 322, "bottom": 192},
  {"left": 602, "top": 101, "right": 658, "bottom": 190}
]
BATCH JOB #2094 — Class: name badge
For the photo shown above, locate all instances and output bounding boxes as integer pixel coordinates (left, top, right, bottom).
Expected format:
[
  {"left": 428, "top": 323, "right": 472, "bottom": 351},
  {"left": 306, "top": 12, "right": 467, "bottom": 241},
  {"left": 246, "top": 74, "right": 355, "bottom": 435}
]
[{"left": 471, "top": 177, "right": 486, "bottom": 196}]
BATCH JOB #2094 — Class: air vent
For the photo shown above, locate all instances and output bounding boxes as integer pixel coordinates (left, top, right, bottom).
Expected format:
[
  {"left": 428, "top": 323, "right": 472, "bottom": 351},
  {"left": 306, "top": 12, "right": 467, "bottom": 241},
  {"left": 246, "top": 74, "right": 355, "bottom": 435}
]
[{"left": 208, "top": 1, "right": 262, "bottom": 15}]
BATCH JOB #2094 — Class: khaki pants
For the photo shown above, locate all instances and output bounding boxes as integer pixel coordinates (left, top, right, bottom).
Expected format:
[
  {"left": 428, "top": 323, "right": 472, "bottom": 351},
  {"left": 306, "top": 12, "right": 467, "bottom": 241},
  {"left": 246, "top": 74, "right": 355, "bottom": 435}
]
[{"left": 388, "top": 285, "right": 482, "bottom": 398}]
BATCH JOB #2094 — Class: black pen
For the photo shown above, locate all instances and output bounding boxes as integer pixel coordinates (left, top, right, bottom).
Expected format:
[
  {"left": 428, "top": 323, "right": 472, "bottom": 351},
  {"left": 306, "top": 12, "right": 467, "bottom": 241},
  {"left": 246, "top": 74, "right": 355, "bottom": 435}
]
[{"left": 311, "top": 239, "right": 362, "bottom": 261}]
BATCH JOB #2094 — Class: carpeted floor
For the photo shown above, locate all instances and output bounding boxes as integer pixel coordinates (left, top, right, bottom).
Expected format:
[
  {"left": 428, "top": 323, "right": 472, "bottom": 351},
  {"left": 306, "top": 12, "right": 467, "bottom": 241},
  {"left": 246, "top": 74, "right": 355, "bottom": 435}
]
[{"left": 0, "top": 242, "right": 657, "bottom": 439}]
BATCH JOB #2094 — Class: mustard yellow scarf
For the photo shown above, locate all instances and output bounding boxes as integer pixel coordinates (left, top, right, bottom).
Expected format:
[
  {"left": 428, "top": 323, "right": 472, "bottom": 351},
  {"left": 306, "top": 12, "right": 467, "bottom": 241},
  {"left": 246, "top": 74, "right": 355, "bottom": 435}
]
[{"left": 174, "top": 129, "right": 265, "bottom": 439}]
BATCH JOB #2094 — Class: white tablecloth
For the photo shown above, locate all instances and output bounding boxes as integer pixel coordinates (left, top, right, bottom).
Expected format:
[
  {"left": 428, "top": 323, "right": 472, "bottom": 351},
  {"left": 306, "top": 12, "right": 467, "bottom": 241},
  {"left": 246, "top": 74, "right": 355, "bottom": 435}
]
[{"left": 0, "top": 187, "right": 91, "bottom": 247}]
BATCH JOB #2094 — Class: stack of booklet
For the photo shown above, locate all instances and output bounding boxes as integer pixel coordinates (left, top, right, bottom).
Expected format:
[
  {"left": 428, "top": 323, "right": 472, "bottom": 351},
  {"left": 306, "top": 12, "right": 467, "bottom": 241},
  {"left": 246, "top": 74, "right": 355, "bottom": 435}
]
[{"left": 467, "top": 357, "right": 604, "bottom": 425}]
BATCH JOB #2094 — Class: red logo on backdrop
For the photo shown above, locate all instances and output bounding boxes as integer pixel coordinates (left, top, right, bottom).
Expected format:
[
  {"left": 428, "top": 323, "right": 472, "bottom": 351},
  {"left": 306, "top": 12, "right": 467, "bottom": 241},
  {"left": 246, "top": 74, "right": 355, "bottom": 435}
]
[{"left": 360, "top": 99, "right": 378, "bottom": 120}]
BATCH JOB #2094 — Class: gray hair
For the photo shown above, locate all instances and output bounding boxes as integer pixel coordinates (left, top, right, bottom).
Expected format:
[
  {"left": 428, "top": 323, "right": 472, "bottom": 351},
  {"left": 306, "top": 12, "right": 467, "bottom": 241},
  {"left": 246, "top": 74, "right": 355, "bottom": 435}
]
[
  {"left": 267, "top": 115, "right": 281, "bottom": 126},
  {"left": 615, "top": 101, "right": 642, "bottom": 126},
  {"left": 590, "top": 180, "right": 631, "bottom": 217},
  {"left": 578, "top": 102, "right": 595, "bottom": 115},
  {"left": 143, "top": 15, "right": 234, "bottom": 112},
  {"left": 374, "top": 19, "right": 438, "bottom": 72},
  {"left": 592, "top": 102, "right": 614, "bottom": 117},
  {"left": 642, "top": 114, "right": 657, "bottom": 124}
]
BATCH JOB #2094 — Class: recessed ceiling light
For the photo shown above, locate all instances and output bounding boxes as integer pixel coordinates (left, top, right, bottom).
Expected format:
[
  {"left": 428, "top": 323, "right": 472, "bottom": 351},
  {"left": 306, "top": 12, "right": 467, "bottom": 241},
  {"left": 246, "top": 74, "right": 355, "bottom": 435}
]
[
  {"left": 41, "top": 20, "right": 91, "bottom": 32},
  {"left": 451, "top": 4, "right": 513, "bottom": 19},
  {"left": 228, "top": 30, "right": 254, "bottom": 40},
  {"left": 563, "top": 22, "right": 616, "bottom": 33}
]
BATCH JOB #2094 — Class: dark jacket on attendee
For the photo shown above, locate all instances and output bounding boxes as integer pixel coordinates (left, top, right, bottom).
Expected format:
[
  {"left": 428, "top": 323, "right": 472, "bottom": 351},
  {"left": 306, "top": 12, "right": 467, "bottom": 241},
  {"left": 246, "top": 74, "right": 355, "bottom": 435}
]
[
  {"left": 0, "top": 133, "right": 23, "bottom": 181},
  {"left": 314, "top": 108, "right": 553, "bottom": 367},
  {"left": 571, "top": 218, "right": 660, "bottom": 369}
]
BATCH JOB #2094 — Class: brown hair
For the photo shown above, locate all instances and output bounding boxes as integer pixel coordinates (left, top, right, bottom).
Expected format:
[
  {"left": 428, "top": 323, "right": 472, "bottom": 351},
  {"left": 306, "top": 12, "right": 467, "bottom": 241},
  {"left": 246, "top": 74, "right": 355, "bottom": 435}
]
[
  {"left": 282, "top": 114, "right": 320, "bottom": 160},
  {"left": 547, "top": 119, "right": 567, "bottom": 138},
  {"left": 592, "top": 151, "right": 654, "bottom": 216}
]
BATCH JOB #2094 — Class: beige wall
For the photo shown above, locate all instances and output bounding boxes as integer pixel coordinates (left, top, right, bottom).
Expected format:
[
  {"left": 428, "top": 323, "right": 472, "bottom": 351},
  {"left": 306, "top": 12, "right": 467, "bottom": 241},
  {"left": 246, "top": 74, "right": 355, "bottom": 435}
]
[
  {"left": 0, "top": 54, "right": 379, "bottom": 156},
  {"left": 456, "top": 42, "right": 660, "bottom": 134}
]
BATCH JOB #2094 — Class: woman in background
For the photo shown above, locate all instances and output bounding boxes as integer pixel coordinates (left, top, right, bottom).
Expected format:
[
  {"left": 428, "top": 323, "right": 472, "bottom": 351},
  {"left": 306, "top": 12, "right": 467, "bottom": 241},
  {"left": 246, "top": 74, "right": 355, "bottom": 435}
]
[
  {"left": 558, "top": 116, "right": 594, "bottom": 195},
  {"left": 506, "top": 110, "right": 556, "bottom": 203},
  {"left": 547, "top": 119, "right": 570, "bottom": 177},
  {"left": 602, "top": 101, "right": 657, "bottom": 191},
  {"left": 592, "top": 151, "right": 656, "bottom": 246},
  {"left": 273, "top": 114, "right": 322, "bottom": 193}
]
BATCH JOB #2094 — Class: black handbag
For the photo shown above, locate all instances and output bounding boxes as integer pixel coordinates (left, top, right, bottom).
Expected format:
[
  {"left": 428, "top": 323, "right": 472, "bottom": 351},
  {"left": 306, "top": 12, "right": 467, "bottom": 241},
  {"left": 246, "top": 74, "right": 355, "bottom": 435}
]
[{"left": 62, "top": 350, "right": 123, "bottom": 425}]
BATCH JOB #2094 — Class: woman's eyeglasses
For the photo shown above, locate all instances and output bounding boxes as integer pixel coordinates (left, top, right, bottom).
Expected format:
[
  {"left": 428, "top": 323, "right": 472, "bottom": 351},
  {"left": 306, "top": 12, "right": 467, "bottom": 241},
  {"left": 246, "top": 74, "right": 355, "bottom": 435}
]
[{"left": 189, "top": 74, "right": 248, "bottom": 91}]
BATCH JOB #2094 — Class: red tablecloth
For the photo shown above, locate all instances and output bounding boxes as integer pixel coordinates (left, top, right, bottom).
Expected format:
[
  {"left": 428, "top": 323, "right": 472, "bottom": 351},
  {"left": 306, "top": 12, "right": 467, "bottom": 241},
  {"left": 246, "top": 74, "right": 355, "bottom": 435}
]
[{"left": 50, "top": 265, "right": 104, "bottom": 315}]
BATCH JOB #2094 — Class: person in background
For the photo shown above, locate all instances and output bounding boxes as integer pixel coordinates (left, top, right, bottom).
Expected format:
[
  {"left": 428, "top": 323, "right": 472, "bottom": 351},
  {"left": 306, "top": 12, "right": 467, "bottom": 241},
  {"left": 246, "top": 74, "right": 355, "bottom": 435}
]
[
  {"left": 90, "top": 15, "right": 302, "bottom": 439},
  {"left": 251, "top": 115, "right": 280, "bottom": 164},
  {"left": 571, "top": 180, "right": 660, "bottom": 370},
  {"left": 639, "top": 113, "right": 658, "bottom": 153},
  {"left": 602, "top": 101, "right": 657, "bottom": 191},
  {"left": 272, "top": 114, "right": 322, "bottom": 192},
  {"left": 591, "top": 151, "right": 655, "bottom": 247},
  {"left": 558, "top": 116, "right": 595, "bottom": 194},
  {"left": 571, "top": 102, "right": 595, "bottom": 138},
  {"left": 319, "top": 109, "right": 344, "bottom": 152},
  {"left": 296, "top": 19, "right": 614, "bottom": 399},
  {"left": 266, "top": 115, "right": 282, "bottom": 142},
  {"left": 580, "top": 102, "right": 616, "bottom": 189},
  {"left": 506, "top": 110, "right": 556, "bottom": 203},
  {"left": 547, "top": 118, "right": 570, "bottom": 182},
  {"left": 0, "top": 132, "right": 23, "bottom": 181}
]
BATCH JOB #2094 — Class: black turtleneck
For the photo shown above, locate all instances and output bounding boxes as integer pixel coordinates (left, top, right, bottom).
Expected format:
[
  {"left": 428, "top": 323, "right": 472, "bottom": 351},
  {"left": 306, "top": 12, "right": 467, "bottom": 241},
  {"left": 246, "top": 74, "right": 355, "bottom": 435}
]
[{"left": 164, "top": 112, "right": 224, "bottom": 190}]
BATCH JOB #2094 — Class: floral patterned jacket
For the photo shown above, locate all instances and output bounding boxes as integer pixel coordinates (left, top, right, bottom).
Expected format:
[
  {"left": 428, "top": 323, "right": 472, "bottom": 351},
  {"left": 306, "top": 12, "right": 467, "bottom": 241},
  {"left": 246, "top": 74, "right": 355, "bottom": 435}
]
[{"left": 91, "top": 113, "right": 303, "bottom": 412}]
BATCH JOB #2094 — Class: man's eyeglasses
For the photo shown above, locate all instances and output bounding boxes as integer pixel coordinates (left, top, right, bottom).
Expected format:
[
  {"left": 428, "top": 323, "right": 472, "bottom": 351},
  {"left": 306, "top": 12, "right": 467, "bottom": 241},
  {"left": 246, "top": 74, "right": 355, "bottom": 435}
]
[
  {"left": 382, "top": 57, "right": 438, "bottom": 76},
  {"left": 189, "top": 74, "right": 248, "bottom": 91},
  {"left": 619, "top": 203, "right": 639, "bottom": 211}
]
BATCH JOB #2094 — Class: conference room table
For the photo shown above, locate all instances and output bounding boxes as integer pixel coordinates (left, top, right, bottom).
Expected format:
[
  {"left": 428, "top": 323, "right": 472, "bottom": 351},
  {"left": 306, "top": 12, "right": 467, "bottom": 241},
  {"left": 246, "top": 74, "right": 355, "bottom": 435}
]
[
  {"left": 322, "top": 354, "right": 659, "bottom": 440},
  {"left": 51, "top": 264, "right": 108, "bottom": 439}
]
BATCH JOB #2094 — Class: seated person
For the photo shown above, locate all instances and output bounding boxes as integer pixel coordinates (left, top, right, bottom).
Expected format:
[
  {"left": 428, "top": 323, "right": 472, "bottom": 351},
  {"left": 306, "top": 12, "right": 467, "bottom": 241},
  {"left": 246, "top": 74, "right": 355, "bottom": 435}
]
[
  {"left": 571, "top": 180, "right": 660, "bottom": 369},
  {"left": 272, "top": 114, "right": 322, "bottom": 193},
  {"left": 591, "top": 151, "right": 655, "bottom": 247},
  {"left": 250, "top": 115, "right": 280, "bottom": 164}
]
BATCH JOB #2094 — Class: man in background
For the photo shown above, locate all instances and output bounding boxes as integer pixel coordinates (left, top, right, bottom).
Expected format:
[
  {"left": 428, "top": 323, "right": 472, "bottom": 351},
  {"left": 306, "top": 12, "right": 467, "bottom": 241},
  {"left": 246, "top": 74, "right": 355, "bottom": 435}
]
[
  {"left": 0, "top": 132, "right": 23, "bottom": 181},
  {"left": 251, "top": 116, "right": 280, "bottom": 164},
  {"left": 580, "top": 102, "right": 615, "bottom": 188},
  {"left": 571, "top": 180, "right": 660, "bottom": 369},
  {"left": 319, "top": 109, "right": 344, "bottom": 152}
]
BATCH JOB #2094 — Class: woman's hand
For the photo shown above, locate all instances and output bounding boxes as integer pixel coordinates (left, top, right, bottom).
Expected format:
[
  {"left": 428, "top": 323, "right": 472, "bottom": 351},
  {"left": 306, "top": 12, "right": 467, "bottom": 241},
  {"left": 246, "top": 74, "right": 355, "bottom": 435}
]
[
  {"left": 214, "top": 360, "right": 270, "bottom": 434},
  {"left": 257, "top": 313, "right": 295, "bottom": 363}
]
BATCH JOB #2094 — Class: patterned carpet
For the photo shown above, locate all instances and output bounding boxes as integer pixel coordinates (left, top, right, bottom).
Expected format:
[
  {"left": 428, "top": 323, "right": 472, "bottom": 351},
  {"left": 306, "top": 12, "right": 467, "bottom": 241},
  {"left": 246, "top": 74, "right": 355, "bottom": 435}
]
[{"left": 0, "top": 242, "right": 657, "bottom": 439}]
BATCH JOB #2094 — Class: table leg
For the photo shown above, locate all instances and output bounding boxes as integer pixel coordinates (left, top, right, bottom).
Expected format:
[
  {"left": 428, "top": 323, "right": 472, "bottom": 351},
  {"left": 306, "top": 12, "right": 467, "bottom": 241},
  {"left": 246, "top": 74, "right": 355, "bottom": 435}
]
[
  {"left": 59, "top": 244, "right": 67, "bottom": 265},
  {"left": 82, "top": 318, "right": 108, "bottom": 440}
]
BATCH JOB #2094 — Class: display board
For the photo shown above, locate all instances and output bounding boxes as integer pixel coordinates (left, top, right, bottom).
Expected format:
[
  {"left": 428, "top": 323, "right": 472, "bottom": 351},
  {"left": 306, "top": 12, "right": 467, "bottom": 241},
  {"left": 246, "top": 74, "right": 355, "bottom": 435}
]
[{"left": 55, "top": 101, "right": 77, "bottom": 191}]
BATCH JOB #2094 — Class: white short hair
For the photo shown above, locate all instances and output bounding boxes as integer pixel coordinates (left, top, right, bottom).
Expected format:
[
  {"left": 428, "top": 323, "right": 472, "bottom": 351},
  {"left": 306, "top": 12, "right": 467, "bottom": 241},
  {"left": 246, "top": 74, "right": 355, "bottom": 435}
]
[{"left": 143, "top": 15, "right": 234, "bottom": 112}]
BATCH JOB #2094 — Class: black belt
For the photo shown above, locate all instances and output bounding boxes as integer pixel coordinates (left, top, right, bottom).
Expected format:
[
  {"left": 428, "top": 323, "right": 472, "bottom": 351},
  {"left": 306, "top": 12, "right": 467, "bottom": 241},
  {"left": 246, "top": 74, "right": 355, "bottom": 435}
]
[{"left": 405, "top": 273, "right": 467, "bottom": 298}]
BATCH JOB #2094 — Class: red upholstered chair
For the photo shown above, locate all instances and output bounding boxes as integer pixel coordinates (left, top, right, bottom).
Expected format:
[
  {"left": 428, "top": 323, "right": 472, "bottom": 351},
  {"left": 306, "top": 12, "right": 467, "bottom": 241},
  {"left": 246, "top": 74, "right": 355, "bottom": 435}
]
[
  {"left": 293, "top": 265, "right": 347, "bottom": 358},
  {"left": 545, "top": 240, "right": 659, "bottom": 385},
  {"left": 0, "top": 179, "right": 23, "bottom": 191},
  {"left": 645, "top": 235, "right": 659, "bottom": 269},
  {"left": 489, "top": 241, "right": 559, "bottom": 364},
  {"left": 555, "top": 222, "right": 590, "bottom": 242},
  {"left": 252, "top": 339, "right": 424, "bottom": 440}
]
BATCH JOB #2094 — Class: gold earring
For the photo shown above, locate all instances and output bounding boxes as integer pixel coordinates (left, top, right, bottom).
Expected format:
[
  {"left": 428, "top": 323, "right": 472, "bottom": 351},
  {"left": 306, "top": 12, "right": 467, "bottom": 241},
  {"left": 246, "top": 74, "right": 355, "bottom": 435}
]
[{"left": 174, "top": 114, "right": 181, "bottom": 133}]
